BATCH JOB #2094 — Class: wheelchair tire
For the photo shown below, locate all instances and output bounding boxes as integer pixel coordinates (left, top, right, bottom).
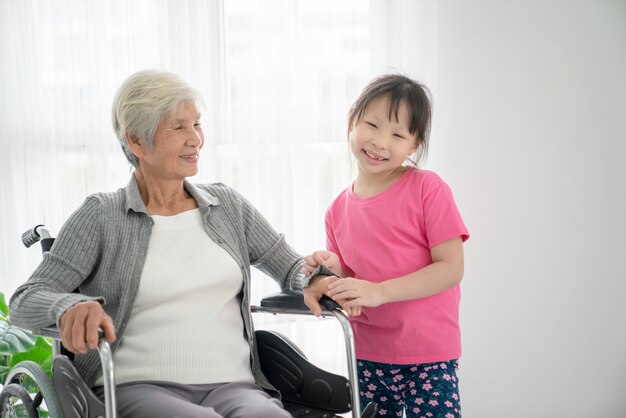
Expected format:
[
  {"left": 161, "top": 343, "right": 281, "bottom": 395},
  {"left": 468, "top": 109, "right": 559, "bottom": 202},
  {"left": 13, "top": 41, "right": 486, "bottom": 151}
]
[
  {"left": 0, "top": 383, "right": 38, "bottom": 418},
  {"left": 3, "top": 360, "right": 64, "bottom": 418}
]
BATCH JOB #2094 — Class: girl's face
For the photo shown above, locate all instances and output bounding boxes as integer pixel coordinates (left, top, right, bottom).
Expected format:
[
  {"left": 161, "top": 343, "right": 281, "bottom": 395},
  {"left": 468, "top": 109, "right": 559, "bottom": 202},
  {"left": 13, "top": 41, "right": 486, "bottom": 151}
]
[
  {"left": 349, "top": 95, "right": 418, "bottom": 177},
  {"left": 138, "top": 101, "right": 204, "bottom": 182}
]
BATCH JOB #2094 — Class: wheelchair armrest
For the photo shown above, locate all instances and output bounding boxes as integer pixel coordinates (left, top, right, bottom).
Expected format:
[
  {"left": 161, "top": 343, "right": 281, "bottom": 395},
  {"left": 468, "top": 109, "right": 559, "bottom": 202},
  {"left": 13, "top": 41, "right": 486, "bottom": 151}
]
[
  {"left": 35, "top": 326, "right": 105, "bottom": 341},
  {"left": 34, "top": 326, "right": 62, "bottom": 340},
  {"left": 34, "top": 326, "right": 106, "bottom": 360},
  {"left": 259, "top": 290, "right": 341, "bottom": 312}
]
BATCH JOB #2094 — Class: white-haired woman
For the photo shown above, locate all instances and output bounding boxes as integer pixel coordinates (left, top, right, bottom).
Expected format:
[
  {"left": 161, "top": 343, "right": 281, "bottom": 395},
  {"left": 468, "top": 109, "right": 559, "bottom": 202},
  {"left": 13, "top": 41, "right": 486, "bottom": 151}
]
[{"left": 10, "top": 69, "right": 298, "bottom": 418}]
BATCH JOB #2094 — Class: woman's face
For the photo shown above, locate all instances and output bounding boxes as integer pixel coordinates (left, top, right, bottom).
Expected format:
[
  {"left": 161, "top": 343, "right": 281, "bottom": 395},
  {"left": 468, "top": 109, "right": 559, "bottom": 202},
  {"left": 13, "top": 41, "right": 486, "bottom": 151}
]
[{"left": 139, "top": 100, "right": 204, "bottom": 182}]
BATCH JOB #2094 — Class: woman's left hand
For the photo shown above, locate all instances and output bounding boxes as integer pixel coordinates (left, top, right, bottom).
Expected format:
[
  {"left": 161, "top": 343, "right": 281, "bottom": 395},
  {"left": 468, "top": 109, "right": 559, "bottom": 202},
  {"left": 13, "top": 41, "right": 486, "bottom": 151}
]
[
  {"left": 326, "top": 278, "right": 384, "bottom": 309},
  {"left": 304, "top": 275, "right": 340, "bottom": 317}
]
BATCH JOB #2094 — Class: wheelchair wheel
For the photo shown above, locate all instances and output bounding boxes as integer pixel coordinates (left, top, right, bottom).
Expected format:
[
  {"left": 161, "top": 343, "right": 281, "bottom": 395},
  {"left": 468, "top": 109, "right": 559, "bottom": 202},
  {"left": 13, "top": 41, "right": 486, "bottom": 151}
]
[
  {"left": 1, "top": 360, "right": 64, "bottom": 418},
  {"left": 0, "top": 383, "right": 38, "bottom": 418}
]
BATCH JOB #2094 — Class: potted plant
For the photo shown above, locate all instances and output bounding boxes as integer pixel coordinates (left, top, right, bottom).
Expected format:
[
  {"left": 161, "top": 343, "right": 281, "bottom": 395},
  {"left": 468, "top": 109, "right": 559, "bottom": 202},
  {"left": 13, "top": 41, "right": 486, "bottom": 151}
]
[{"left": 0, "top": 291, "right": 54, "bottom": 417}]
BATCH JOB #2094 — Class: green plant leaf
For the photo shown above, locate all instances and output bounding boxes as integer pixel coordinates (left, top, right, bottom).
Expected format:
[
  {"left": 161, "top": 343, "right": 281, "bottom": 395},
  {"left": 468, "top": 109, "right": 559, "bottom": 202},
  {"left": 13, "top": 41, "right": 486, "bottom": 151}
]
[
  {"left": 0, "top": 293, "right": 54, "bottom": 411},
  {"left": 0, "top": 364, "right": 10, "bottom": 383},
  {"left": 10, "top": 337, "right": 53, "bottom": 377},
  {"left": 0, "top": 321, "right": 37, "bottom": 356},
  {"left": 12, "top": 403, "right": 30, "bottom": 418},
  {"left": 0, "top": 292, "right": 8, "bottom": 317}
]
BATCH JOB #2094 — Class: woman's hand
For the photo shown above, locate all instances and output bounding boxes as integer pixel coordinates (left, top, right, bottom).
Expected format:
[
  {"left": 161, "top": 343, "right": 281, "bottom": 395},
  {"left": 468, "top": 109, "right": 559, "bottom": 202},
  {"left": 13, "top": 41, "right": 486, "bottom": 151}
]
[
  {"left": 303, "top": 275, "right": 340, "bottom": 317},
  {"left": 304, "top": 275, "right": 362, "bottom": 317},
  {"left": 302, "top": 250, "right": 342, "bottom": 276},
  {"left": 327, "top": 278, "right": 384, "bottom": 309},
  {"left": 59, "top": 301, "right": 116, "bottom": 354}
]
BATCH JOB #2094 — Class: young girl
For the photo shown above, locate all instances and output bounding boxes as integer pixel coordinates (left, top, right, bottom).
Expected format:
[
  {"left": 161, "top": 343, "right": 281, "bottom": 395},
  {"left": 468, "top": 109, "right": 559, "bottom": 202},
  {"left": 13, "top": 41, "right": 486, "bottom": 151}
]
[{"left": 302, "top": 74, "right": 469, "bottom": 418}]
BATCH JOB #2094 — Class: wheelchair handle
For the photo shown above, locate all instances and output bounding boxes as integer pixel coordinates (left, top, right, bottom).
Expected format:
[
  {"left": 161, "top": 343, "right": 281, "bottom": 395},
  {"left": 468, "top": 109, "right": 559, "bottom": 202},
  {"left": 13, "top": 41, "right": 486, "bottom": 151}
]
[
  {"left": 21, "top": 225, "right": 51, "bottom": 247},
  {"left": 22, "top": 225, "right": 55, "bottom": 253}
]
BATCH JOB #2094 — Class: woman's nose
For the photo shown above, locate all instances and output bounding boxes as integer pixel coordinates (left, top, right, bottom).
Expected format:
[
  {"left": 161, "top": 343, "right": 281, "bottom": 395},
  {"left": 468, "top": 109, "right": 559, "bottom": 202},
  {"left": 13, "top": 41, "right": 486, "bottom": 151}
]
[{"left": 189, "top": 129, "right": 204, "bottom": 147}]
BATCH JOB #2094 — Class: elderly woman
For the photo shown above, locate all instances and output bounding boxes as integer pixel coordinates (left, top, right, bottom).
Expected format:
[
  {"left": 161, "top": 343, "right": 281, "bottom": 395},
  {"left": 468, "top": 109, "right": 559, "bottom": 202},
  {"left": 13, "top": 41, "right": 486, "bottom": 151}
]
[{"left": 9, "top": 70, "right": 299, "bottom": 418}]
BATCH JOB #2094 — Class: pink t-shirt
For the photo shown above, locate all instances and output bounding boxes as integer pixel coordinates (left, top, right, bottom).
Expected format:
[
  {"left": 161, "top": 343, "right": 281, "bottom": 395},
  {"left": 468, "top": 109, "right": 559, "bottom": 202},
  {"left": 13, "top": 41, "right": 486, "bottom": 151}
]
[{"left": 326, "top": 168, "right": 469, "bottom": 364}]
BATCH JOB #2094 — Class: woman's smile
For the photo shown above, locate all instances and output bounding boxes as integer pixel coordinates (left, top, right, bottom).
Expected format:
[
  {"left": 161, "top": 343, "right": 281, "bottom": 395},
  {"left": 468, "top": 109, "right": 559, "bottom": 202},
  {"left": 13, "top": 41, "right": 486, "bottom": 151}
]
[{"left": 180, "top": 153, "right": 199, "bottom": 162}]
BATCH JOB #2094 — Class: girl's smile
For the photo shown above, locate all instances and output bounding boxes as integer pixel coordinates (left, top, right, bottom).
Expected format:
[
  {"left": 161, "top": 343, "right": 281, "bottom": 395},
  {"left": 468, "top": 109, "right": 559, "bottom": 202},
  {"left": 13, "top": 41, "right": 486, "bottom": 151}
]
[
  {"left": 362, "top": 149, "right": 388, "bottom": 162},
  {"left": 349, "top": 95, "right": 418, "bottom": 177}
]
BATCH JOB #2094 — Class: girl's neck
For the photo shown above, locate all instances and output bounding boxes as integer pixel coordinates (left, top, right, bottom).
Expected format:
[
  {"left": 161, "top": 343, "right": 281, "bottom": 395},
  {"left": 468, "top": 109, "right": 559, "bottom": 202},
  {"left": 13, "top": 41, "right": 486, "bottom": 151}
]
[
  {"left": 353, "top": 166, "right": 409, "bottom": 198},
  {"left": 134, "top": 169, "right": 198, "bottom": 216}
]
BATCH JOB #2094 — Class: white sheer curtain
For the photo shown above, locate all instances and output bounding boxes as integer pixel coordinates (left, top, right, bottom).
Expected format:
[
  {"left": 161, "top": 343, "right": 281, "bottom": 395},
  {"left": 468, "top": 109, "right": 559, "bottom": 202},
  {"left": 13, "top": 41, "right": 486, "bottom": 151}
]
[
  {"left": 0, "top": 0, "right": 436, "bottom": 375},
  {"left": 0, "top": 0, "right": 225, "bottom": 295}
]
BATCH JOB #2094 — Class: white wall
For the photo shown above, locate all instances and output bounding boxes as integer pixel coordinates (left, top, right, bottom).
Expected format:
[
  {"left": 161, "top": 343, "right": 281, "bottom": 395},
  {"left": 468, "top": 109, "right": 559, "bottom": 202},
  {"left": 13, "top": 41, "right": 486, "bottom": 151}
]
[{"left": 431, "top": 1, "right": 626, "bottom": 416}]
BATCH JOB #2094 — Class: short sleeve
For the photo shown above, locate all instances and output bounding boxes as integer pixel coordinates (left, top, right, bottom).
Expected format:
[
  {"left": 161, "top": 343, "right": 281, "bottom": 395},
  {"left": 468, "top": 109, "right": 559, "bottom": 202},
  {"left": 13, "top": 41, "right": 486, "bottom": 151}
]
[{"left": 421, "top": 174, "right": 469, "bottom": 248}]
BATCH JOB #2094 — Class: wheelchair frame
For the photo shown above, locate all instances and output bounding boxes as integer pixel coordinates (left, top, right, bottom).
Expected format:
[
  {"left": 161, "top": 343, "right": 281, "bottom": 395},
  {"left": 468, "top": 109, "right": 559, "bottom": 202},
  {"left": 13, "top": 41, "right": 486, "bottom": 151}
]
[
  {"left": 1, "top": 225, "right": 373, "bottom": 418},
  {"left": 252, "top": 295, "right": 361, "bottom": 417}
]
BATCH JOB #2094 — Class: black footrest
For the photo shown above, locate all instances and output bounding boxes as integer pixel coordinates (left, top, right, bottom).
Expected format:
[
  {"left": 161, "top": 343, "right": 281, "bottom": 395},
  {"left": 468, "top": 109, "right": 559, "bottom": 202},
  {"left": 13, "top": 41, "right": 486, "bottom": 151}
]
[{"left": 256, "top": 330, "right": 351, "bottom": 414}]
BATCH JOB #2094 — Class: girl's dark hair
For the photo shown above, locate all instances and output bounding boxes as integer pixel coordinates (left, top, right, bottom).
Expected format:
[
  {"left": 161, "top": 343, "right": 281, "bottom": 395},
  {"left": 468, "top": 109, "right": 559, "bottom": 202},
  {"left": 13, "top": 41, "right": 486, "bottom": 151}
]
[{"left": 349, "top": 74, "right": 432, "bottom": 167}]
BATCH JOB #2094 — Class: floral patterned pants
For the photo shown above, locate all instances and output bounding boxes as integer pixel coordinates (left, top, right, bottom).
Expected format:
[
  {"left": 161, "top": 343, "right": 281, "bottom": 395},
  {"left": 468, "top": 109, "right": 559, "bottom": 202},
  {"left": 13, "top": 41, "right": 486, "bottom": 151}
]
[{"left": 357, "top": 359, "right": 461, "bottom": 418}]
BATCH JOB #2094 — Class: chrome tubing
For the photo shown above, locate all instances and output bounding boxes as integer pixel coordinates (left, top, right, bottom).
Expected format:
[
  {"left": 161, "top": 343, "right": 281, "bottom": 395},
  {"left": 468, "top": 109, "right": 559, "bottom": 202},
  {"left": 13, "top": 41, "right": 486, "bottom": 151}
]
[
  {"left": 331, "top": 310, "right": 360, "bottom": 418},
  {"left": 98, "top": 340, "right": 117, "bottom": 418},
  {"left": 251, "top": 305, "right": 361, "bottom": 418}
]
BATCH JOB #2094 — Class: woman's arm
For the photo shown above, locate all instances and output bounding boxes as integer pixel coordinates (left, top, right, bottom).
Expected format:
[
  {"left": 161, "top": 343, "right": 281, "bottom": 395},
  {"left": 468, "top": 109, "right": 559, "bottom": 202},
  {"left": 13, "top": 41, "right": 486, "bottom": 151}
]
[
  {"left": 227, "top": 187, "right": 303, "bottom": 291},
  {"left": 9, "top": 197, "right": 105, "bottom": 330}
]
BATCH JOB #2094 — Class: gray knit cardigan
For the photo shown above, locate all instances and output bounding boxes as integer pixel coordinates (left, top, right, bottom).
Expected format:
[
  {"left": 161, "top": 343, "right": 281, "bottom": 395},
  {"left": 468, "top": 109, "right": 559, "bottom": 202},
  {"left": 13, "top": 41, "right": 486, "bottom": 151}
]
[{"left": 9, "top": 175, "right": 304, "bottom": 392}]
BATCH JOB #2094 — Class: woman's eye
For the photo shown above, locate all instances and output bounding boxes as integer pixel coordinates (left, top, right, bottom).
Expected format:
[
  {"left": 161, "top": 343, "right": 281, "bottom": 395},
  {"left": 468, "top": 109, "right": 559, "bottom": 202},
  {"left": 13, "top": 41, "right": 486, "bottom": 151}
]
[
  {"left": 365, "top": 122, "right": 377, "bottom": 128},
  {"left": 394, "top": 133, "right": 406, "bottom": 139}
]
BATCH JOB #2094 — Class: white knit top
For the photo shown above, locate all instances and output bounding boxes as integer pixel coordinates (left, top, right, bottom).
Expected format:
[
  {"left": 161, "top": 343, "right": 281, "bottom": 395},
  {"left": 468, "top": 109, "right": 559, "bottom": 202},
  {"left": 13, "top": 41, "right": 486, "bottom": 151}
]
[{"left": 103, "top": 208, "right": 254, "bottom": 385}]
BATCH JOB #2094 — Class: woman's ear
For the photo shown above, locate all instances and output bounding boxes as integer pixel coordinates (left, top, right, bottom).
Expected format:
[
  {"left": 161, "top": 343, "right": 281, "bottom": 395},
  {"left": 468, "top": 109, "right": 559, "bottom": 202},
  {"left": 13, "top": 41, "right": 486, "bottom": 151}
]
[{"left": 125, "top": 132, "right": 145, "bottom": 159}]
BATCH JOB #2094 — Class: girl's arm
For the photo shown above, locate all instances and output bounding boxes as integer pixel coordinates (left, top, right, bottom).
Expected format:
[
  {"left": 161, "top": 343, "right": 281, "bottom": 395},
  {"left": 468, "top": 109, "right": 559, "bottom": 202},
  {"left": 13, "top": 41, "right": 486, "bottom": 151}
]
[
  {"left": 301, "top": 251, "right": 362, "bottom": 316},
  {"left": 326, "top": 236, "right": 464, "bottom": 308},
  {"left": 302, "top": 250, "right": 350, "bottom": 278}
]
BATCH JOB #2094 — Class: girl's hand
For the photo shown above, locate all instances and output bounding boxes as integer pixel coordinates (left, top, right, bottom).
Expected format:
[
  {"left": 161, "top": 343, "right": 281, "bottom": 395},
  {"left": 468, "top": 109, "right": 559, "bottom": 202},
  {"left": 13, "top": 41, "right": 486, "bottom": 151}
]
[
  {"left": 340, "top": 304, "right": 362, "bottom": 317},
  {"left": 304, "top": 275, "right": 361, "bottom": 317},
  {"left": 327, "top": 278, "right": 384, "bottom": 309},
  {"left": 302, "top": 250, "right": 342, "bottom": 276}
]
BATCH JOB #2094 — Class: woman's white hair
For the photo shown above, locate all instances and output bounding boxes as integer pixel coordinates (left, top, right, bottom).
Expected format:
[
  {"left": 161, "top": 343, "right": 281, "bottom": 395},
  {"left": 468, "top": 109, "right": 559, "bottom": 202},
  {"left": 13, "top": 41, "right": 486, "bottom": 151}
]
[{"left": 111, "top": 69, "right": 202, "bottom": 167}]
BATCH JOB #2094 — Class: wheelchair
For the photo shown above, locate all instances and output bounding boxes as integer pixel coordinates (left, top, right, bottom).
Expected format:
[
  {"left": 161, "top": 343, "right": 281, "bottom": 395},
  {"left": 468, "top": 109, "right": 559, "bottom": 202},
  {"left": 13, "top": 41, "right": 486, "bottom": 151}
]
[{"left": 1, "top": 225, "right": 376, "bottom": 418}]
